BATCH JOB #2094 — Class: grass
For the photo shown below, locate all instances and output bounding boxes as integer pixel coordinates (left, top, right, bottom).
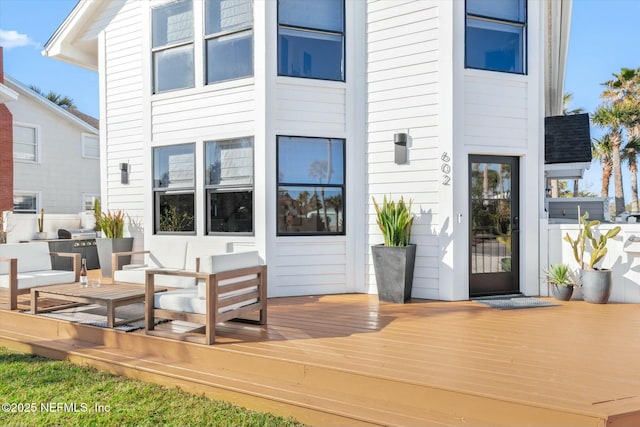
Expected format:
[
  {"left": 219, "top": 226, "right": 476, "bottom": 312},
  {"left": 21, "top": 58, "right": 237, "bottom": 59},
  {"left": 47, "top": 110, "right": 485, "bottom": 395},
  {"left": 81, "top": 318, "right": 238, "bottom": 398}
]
[{"left": 0, "top": 346, "right": 305, "bottom": 427}]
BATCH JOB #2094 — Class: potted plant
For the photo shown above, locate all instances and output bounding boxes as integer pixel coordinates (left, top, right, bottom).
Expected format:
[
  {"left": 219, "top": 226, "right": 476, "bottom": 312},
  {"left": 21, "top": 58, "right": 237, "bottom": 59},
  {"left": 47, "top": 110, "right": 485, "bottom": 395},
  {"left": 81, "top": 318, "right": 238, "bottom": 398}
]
[
  {"left": 545, "top": 263, "right": 576, "bottom": 301},
  {"left": 563, "top": 210, "right": 621, "bottom": 304},
  {"left": 371, "top": 195, "right": 416, "bottom": 303},
  {"left": 34, "top": 208, "right": 47, "bottom": 240},
  {"left": 95, "top": 210, "right": 133, "bottom": 278}
]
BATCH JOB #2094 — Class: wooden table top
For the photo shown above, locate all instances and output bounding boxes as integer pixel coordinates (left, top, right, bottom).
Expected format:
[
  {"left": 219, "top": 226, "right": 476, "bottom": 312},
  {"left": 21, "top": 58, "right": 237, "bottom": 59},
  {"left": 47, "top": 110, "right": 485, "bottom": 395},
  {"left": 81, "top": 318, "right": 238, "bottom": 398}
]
[{"left": 33, "top": 282, "right": 165, "bottom": 300}]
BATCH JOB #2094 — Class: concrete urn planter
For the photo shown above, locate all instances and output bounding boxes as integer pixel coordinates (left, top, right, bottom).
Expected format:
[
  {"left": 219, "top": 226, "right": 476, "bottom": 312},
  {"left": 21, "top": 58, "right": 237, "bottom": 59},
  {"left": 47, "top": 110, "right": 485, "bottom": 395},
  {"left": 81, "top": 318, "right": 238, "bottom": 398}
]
[
  {"left": 96, "top": 237, "right": 133, "bottom": 278},
  {"left": 579, "top": 269, "right": 612, "bottom": 304},
  {"left": 371, "top": 244, "right": 416, "bottom": 303}
]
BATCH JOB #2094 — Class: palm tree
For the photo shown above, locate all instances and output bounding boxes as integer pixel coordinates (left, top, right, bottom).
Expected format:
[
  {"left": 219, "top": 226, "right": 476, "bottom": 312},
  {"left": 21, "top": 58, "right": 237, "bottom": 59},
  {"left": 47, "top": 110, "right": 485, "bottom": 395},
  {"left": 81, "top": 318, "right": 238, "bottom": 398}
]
[
  {"left": 622, "top": 136, "right": 640, "bottom": 212},
  {"left": 591, "top": 134, "right": 613, "bottom": 199},
  {"left": 599, "top": 67, "right": 640, "bottom": 211},
  {"left": 592, "top": 103, "right": 635, "bottom": 215},
  {"left": 29, "top": 85, "right": 77, "bottom": 109}
]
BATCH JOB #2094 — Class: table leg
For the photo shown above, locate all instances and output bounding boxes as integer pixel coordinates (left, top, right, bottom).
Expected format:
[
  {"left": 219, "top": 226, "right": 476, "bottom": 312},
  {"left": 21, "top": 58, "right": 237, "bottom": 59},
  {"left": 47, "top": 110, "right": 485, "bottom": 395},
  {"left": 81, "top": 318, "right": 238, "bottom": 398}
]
[
  {"left": 107, "top": 301, "right": 115, "bottom": 328},
  {"left": 31, "top": 289, "right": 39, "bottom": 314}
]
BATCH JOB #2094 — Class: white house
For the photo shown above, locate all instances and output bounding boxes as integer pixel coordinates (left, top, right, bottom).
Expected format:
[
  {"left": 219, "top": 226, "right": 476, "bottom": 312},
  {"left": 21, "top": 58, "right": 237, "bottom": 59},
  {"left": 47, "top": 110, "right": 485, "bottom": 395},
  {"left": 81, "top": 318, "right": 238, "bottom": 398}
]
[
  {"left": 43, "top": 0, "right": 575, "bottom": 300},
  {"left": 4, "top": 76, "right": 101, "bottom": 216}
]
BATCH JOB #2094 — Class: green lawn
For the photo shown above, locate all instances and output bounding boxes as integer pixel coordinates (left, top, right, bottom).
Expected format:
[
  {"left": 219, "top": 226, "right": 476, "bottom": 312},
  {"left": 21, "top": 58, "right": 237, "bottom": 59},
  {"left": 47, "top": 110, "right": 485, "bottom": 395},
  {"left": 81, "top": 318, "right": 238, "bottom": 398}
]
[{"left": 0, "top": 347, "right": 305, "bottom": 427}]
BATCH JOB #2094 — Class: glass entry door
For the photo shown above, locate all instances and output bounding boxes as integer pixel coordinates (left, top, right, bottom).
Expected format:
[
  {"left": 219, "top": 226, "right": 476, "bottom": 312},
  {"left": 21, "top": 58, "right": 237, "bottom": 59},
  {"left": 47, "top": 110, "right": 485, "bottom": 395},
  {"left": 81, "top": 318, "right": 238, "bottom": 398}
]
[{"left": 469, "top": 156, "right": 519, "bottom": 297}]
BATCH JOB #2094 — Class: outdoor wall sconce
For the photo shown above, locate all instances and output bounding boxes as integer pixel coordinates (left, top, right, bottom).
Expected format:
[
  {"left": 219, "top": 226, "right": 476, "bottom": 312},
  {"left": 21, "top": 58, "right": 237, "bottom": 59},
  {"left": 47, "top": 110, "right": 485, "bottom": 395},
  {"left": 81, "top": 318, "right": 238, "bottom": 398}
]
[
  {"left": 394, "top": 132, "right": 408, "bottom": 164},
  {"left": 120, "top": 162, "right": 129, "bottom": 185}
]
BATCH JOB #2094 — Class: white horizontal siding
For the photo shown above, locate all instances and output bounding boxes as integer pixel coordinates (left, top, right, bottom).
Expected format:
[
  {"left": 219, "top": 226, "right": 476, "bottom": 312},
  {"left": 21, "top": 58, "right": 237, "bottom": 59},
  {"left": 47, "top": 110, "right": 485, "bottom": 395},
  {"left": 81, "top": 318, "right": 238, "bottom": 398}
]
[
  {"left": 272, "top": 240, "right": 348, "bottom": 297},
  {"left": 366, "top": 0, "right": 442, "bottom": 299},
  {"left": 275, "top": 81, "right": 346, "bottom": 136},
  {"left": 151, "top": 84, "right": 256, "bottom": 142},
  {"left": 103, "top": 0, "right": 144, "bottom": 220}
]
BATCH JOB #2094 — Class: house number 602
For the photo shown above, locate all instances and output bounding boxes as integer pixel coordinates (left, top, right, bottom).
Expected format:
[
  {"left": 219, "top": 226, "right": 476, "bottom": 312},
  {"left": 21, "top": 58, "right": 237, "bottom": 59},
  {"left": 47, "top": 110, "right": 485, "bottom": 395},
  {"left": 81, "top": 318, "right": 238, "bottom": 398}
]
[{"left": 441, "top": 152, "right": 451, "bottom": 185}]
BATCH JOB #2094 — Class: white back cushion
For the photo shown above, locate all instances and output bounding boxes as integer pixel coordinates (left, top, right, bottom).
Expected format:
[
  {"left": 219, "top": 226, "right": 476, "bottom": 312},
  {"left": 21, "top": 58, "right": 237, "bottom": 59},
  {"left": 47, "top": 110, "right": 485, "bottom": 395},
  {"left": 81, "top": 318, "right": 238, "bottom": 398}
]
[
  {"left": 184, "top": 239, "right": 229, "bottom": 271},
  {"left": 0, "top": 242, "right": 52, "bottom": 274},
  {"left": 145, "top": 239, "right": 188, "bottom": 269},
  {"left": 197, "top": 251, "right": 261, "bottom": 299}
]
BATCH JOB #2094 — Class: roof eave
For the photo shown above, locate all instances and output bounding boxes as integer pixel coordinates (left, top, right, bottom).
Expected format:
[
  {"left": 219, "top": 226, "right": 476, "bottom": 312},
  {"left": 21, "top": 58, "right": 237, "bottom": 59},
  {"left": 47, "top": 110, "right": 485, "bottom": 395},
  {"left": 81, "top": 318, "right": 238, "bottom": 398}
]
[
  {"left": 0, "top": 83, "right": 19, "bottom": 104},
  {"left": 5, "top": 75, "right": 98, "bottom": 134}
]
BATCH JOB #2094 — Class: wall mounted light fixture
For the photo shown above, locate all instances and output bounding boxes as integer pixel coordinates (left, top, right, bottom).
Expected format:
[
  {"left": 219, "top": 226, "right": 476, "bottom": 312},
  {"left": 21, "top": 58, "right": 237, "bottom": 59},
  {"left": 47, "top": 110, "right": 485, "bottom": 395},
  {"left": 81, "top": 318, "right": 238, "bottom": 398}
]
[
  {"left": 120, "top": 162, "right": 129, "bottom": 185},
  {"left": 394, "top": 132, "right": 408, "bottom": 164}
]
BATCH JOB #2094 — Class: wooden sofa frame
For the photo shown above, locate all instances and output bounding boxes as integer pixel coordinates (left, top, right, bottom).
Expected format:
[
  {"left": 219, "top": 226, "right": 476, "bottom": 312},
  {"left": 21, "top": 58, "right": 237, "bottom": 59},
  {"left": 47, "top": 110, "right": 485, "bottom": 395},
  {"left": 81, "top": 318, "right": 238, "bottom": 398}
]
[
  {"left": 144, "top": 263, "right": 267, "bottom": 344},
  {"left": 0, "top": 252, "right": 80, "bottom": 310}
]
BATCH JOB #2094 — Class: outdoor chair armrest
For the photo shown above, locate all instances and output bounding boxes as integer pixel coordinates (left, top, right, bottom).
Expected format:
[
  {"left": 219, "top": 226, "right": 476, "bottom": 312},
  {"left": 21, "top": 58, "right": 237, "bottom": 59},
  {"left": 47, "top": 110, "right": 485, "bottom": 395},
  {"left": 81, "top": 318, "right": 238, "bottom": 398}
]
[
  {"left": 51, "top": 252, "right": 81, "bottom": 282},
  {"left": 112, "top": 250, "right": 151, "bottom": 275}
]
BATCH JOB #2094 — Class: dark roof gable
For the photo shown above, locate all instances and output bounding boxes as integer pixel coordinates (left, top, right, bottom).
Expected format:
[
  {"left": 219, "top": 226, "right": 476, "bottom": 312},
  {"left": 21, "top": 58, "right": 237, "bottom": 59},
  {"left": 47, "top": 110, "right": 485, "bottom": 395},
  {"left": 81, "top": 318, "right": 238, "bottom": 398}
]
[{"left": 545, "top": 113, "right": 591, "bottom": 164}]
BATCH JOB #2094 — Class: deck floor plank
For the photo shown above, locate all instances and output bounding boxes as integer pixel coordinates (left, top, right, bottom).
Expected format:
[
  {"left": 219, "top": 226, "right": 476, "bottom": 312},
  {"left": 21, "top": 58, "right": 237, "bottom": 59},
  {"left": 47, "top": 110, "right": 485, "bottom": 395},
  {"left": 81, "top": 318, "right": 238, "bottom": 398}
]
[{"left": 1, "top": 292, "right": 640, "bottom": 426}]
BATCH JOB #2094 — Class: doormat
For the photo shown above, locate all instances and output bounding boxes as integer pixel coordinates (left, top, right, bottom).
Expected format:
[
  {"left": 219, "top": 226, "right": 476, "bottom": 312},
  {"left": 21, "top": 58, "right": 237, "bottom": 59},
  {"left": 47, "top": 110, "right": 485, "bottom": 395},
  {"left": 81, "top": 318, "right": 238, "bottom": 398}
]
[
  {"left": 472, "top": 296, "right": 559, "bottom": 310},
  {"left": 37, "top": 303, "right": 166, "bottom": 332}
]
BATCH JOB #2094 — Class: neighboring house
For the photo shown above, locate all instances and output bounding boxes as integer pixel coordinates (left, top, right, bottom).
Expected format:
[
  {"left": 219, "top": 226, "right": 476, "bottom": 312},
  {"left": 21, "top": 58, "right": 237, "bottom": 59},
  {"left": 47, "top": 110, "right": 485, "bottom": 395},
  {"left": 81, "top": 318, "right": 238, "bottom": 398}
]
[
  {"left": 44, "top": 0, "right": 577, "bottom": 300},
  {"left": 3, "top": 75, "right": 100, "bottom": 215},
  {"left": 0, "top": 47, "right": 19, "bottom": 215}
]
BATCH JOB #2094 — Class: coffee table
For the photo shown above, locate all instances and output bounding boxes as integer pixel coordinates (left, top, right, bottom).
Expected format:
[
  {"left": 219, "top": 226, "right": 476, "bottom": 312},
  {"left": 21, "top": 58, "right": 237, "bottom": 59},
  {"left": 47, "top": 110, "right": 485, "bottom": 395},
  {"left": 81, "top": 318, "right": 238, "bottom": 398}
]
[{"left": 31, "top": 283, "right": 166, "bottom": 328}]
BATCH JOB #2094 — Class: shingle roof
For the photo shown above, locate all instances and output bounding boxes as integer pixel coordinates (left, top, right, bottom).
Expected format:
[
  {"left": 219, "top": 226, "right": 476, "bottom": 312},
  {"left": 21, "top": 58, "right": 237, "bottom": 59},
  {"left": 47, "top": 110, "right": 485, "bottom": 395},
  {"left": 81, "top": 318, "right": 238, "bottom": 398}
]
[
  {"left": 545, "top": 113, "right": 591, "bottom": 164},
  {"left": 67, "top": 108, "right": 99, "bottom": 129}
]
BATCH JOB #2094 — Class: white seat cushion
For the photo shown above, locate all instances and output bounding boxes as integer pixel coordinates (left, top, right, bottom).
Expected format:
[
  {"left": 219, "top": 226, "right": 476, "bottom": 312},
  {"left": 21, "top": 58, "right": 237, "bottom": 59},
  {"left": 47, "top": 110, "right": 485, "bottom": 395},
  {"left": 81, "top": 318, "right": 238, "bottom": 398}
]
[
  {"left": 0, "top": 270, "right": 76, "bottom": 290},
  {"left": 155, "top": 288, "right": 205, "bottom": 314},
  {"left": 0, "top": 242, "right": 52, "bottom": 274}
]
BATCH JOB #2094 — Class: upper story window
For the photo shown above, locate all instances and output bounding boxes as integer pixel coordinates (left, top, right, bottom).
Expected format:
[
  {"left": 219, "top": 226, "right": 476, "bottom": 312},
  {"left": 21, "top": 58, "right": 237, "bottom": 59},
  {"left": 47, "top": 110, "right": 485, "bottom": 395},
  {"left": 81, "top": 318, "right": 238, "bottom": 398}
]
[
  {"left": 277, "top": 0, "right": 345, "bottom": 81},
  {"left": 82, "top": 134, "right": 100, "bottom": 159},
  {"left": 465, "top": 0, "right": 526, "bottom": 74},
  {"left": 205, "top": 0, "right": 253, "bottom": 84},
  {"left": 153, "top": 144, "right": 196, "bottom": 234},
  {"left": 277, "top": 136, "right": 345, "bottom": 235},
  {"left": 205, "top": 137, "right": 254, "bottom": 234},
  {"left": 152, "top": 0, "right": 195, "bottom": 93},
  {"left": 13, "top": 124, "right": 38, "bottom": 162}
]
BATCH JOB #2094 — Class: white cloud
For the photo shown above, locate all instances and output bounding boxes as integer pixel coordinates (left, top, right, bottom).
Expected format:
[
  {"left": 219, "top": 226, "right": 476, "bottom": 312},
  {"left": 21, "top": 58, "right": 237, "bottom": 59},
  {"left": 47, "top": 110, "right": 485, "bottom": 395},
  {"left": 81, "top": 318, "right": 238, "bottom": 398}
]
[{"left": 0, "top": 29, "right": 40, "bottom": 50}]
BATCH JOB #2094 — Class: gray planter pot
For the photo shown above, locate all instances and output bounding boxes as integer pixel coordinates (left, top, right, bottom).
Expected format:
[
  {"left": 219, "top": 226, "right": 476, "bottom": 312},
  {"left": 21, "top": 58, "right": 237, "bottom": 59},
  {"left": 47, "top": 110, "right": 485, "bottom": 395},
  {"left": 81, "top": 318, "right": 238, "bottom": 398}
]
[
  {"left": 550, "top": 284, "right": 574, "bottom": 301},
  {"left": 96, "top": 237, "right": 133, "bottom": 278},
  {"left": 579, "top": 269, "right": 612, "bottom": 304},
  {"left": 371, "top": 244, "right": 416, "bottom": 303}
]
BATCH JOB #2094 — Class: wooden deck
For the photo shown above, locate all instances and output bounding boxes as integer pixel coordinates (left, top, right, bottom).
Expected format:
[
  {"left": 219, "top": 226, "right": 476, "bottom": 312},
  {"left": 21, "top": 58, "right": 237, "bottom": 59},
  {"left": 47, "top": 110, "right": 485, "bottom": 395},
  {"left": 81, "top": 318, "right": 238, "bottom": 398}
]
[{"left": 1, "top": 284, "right": 640, "bottom": 426}]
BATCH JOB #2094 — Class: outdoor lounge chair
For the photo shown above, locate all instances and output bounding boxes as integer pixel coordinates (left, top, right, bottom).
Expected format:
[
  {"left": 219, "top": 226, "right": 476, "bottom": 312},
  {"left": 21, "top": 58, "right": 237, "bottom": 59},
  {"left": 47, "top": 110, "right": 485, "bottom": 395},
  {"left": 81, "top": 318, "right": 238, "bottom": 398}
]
[
  {"left": 144, "top": 250, "right": 267, "bottom": 344},
  {"left": 0, "top": 242, "right": 80, "bottom": 310}
]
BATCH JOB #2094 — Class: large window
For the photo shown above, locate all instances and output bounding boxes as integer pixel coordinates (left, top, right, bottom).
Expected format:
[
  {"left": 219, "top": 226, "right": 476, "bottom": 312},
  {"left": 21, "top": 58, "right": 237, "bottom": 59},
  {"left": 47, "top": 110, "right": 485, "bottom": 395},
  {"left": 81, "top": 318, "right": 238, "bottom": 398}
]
[
  {"left": 14, "top": 124, "right": 37, "bottom": 162},
  {"left": 205, "top": 0, "right": 253, "bottom": 84},
  {"left": 465, "top": 0, "right": 526, "bottom": 74},
  {"left": 277, "top": 136, "right": 345, "bottom": 235},
  {"left": 13, "top": 193, "right": 38, "bottom": 214},
  {"left": 153, "top": 144, "right": 195, "bottom": 233},
  {"left": 152, "top": 0, "right": 194, "bottom": 93},
  {"left": 278, "top": 0, "right": 345, "bottom": 81},
  {"left": 205, "top": 137, "right": 253, "bottom": 234}
]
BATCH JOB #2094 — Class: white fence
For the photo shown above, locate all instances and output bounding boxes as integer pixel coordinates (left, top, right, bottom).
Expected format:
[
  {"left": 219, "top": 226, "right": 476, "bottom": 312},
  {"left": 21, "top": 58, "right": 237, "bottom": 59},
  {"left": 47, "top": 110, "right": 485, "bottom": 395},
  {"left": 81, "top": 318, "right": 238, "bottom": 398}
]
[
  {"left": 2, "top": 211, "right": 96, "bottom": 243},
  {"left": 543, "top": 221, "right": 640, "bottom": 303}
]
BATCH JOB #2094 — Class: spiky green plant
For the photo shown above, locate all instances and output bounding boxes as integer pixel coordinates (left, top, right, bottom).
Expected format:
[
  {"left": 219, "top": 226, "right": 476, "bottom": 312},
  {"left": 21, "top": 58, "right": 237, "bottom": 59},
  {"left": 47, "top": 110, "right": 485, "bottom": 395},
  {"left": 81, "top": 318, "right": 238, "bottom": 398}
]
[
  {"left": 563, "top": 211, "right": 621, "bottom": 269},
  {"left": 372, "top": 195, "right": 414, "bottom": 246},
  {"left": 545, "top": 263, "right": 575, "bottom": 287},
  {"left": 97, "top": 210, "right": 125, "bottom": 239}
]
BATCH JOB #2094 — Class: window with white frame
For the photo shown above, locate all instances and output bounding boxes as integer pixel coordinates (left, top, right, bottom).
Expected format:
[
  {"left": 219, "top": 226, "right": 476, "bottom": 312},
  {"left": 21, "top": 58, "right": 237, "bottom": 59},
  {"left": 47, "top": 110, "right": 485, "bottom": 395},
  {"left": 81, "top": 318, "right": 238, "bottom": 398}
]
[
  {"left": 277, "top": 136, "right": 345, "bottom": 235},
  {"left": 152, "top": 0, "right": 195, "bottom": 93},
  {"left": 153, "top": 144, "right": 195, "bottom": 233},
  {"left": 82, "top": 134, "right": 100, "bottom": 159},
  {"left": 465, "top": 0, "right": 526, "bottom": 74},
  {"left": 278, "top": 0, "right": 345, "bottom": 81},
  {"left": 205, "top": 137, "right": 254, "bottom": 234},
  {"left": 13, "top": 124, "right": 37, "bottom": 162},
  {"left": 13, "top": 193, "right": 38, "bottom": 214},
  {"left": 205, "top": 0, "right": 253, "bottom": 84}
]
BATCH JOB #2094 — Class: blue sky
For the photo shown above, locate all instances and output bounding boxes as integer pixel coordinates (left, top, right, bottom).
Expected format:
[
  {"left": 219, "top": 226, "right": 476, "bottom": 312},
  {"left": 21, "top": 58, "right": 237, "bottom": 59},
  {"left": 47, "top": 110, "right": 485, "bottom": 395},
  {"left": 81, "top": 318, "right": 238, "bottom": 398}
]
[{"left": 1, "top": 0, "right": 639, "bottom": 201}]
